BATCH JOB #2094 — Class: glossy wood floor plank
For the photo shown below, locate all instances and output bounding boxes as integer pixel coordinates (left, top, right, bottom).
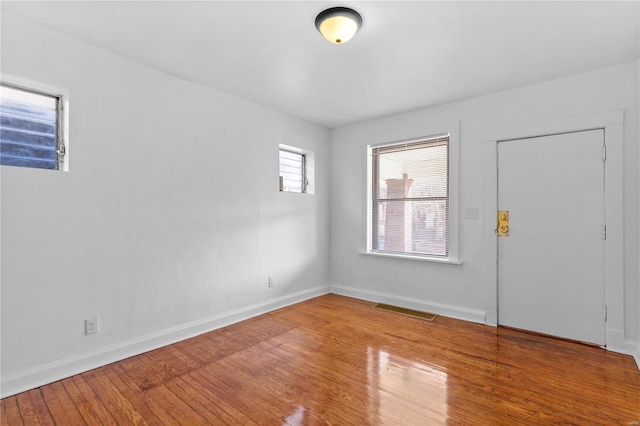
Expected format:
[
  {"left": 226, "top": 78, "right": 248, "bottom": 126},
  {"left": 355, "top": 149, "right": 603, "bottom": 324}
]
[
  {"left": 191, "top": 364, "right": 285, "bottom": 425},
  {"left": 40, "top": 381, "right": 87, "bottom": 425},
  {"left": 103, "top": 364, "right": 166, "bottom": 424},
  {"left": 175, "top": 373, "right": 260, "bottom": 426},
  {"left": 83, "top": 368, "right": 147, "bottom": 425},
  {"left": 1, "top": 396, "right": 23, "bottom": 426},
  {"left": 2, "top": 294, "right": 639, "bottom": 425},
  {"left": 63, "top": 375, "right": 115, "bottom": 425},
  {"left": 23, "top": 389, "right": 54, "bottom": 425}
]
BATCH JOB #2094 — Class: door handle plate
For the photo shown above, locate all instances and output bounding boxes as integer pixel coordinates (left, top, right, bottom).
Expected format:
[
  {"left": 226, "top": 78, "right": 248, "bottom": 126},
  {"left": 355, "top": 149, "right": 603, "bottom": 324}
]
[{"left": 497, "top": 210, "right": 509, "bottom": 237}]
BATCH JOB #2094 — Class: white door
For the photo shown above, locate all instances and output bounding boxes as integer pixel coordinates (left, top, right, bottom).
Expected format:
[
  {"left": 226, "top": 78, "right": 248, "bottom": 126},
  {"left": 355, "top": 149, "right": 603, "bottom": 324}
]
[{"left": 498, "top": 129, "right": 605, "bottom": 345}]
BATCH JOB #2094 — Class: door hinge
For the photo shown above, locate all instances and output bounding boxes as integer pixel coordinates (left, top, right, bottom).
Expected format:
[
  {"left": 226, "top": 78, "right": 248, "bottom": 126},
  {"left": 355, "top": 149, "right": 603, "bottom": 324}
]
[
  {"left": 602, "top": 146, "right": 607, "bottom": 161},
  {"left": 602, "top": 225, "right": 607, "bottom": 240}
]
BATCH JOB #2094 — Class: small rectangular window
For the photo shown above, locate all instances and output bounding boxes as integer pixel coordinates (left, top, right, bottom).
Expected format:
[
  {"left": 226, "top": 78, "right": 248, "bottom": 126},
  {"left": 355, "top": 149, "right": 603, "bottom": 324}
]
[
  {"left": 279, "top": 149, "right": 306, "bottom": 193},
  {"left": 370, "top": 136, "right": 449, "bottom": 257},
  {"left": 0, "top": 83, "right": 64, "bottom": 170}
]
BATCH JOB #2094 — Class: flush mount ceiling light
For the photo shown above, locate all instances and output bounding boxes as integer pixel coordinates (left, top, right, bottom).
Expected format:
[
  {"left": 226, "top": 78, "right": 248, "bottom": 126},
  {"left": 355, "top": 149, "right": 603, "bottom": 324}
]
[{"left": 315, "top": 7, "right": 362, "bottom": 45}]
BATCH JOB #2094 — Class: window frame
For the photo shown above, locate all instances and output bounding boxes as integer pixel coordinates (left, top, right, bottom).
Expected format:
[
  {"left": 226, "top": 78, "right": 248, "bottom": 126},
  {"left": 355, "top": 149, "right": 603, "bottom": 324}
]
[
  {"left": 279, "top": 143, "right": 315, "bottom": 195},
  {"left": 0, "top": 74, "right": 69, "bottom": 172},
  {"left": 365, "top": 122, "right": 460, "bottom": 264},
  {"left": 279, "top": 148, "right": 307, "bottom": 193},
  {"left": 370, "top": 136, "right": 450, "bottom": 257}
]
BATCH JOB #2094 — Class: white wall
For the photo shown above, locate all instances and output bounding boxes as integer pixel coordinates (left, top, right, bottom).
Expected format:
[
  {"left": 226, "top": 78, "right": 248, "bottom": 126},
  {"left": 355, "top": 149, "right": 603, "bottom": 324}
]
[
  {"left": 0, "top": 14, "right": 331, "bottom": 396},
  {"left": 331, "top": 62, "right": 639, "bottom": 355}
]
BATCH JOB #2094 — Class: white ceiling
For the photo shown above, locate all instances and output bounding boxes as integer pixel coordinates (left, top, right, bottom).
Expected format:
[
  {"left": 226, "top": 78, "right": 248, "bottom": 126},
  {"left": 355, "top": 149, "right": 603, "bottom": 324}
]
[{"left": 2, "top": 1, "right": 639, "bottom": 128}]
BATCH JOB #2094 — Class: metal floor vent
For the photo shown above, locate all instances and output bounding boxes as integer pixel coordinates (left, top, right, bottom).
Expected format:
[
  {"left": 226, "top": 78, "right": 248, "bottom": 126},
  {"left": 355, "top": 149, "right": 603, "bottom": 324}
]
[{"left": 372, "top": 303, "right": 438, "bottom": 321}]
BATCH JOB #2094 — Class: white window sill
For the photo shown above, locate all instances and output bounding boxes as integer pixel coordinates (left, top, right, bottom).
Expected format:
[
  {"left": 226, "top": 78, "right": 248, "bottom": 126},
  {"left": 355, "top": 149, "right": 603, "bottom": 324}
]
[{"left": 361, "top": 251, "right": 462, "bottom": 265}]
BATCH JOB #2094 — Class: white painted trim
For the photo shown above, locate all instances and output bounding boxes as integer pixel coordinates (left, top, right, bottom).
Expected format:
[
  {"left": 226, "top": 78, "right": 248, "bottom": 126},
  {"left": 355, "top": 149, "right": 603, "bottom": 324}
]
[
  {"left": 484, "top": 110, "right": 625, "bottom": 349},
  {"left": 0, "top": 286, "right": 331, "bottom": 398},
  {"left": 360, "top": 251, "right": 462, "bottom": 264},
  {"left": 606, "top": 336, "right": 640, "bottom": 370},
  {"left": 485, "top": 110, "right": 623, "bottom": 142},
  {"left": 483, "top": 141, "right": 499, "bottom": 326},
  {"left": 606, "top": 327, "right": 631, "bottom": 353},
  {"left": 362, "top": 120, "right": 461, "bottom": 263},
  {"left": 331, "top": 284, "right": 486, "bottom": 324}
]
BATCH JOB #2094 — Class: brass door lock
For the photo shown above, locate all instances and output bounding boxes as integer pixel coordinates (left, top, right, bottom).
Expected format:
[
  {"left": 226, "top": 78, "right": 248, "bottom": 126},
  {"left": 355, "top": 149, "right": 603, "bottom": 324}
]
[{"left": 497, "top": 210, "right": 509, "bottom": 237}]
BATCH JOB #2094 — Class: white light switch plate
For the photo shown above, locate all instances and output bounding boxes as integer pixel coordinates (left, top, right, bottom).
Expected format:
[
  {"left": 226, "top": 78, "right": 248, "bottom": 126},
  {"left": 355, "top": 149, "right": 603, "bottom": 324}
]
[{"left": 464, "top": 207, "right": 479, "bottom": 220}]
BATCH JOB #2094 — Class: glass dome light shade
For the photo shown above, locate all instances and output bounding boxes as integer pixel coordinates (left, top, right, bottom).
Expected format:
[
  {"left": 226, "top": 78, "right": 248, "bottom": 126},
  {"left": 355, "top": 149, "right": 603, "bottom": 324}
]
[{"left": 315, "top": 7, "right": 362, "bottom": 44}]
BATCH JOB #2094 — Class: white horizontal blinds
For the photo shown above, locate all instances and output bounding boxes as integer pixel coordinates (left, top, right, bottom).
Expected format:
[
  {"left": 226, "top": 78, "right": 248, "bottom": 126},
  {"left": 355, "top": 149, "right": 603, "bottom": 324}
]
[
  {"left": 0, "top": 83, "right": 59, "bottom": 170},
  {"left": 279, "top": 149, "right": 305, "bottom": 193},
  {"left": 372, "top": 136, "right": 449, "bottom": 256}
]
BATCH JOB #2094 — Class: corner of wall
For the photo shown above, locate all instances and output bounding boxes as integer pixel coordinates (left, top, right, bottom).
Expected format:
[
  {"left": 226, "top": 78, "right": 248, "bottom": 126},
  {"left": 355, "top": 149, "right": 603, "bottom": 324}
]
[{"left": 605, "top": 327, "right": 640, "bottom": 371}]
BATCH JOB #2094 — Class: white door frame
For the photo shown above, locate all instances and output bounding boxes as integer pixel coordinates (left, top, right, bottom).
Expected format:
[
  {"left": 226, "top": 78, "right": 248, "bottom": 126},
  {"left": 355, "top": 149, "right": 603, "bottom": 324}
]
[{"left": 483, "top": 110, "right": 625, "bottom": 351}]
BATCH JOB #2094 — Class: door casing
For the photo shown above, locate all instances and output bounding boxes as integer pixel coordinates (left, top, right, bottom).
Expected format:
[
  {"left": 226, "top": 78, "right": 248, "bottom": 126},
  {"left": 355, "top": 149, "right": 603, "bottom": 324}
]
[{"left": 483, "top": 110, "right": 625, "bottom": 351}]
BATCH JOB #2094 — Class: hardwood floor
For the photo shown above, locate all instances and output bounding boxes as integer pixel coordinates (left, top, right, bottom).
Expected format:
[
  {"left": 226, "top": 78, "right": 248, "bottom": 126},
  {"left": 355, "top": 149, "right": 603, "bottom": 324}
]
[{"left": 2, "top": 294, "right": 639, "bottom": 425}]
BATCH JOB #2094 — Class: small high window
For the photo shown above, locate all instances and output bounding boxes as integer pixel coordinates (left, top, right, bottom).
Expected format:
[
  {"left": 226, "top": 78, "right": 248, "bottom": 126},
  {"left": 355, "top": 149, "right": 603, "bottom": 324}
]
[
  {"left": 279, "top": 148, "right": 307, "bottom": 193},
  {"left": 0, "top": 83, "right": 65, "bottom": 170}
]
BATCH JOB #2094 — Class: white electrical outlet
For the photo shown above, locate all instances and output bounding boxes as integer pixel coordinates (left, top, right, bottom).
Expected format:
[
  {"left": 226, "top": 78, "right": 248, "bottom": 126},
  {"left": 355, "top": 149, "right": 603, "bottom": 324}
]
[
  {"left": 268, "top": 277, "right": 274, "bottom": 287},
  {"left": 85, "top": 316, "right": 99, "bottom": 335}
]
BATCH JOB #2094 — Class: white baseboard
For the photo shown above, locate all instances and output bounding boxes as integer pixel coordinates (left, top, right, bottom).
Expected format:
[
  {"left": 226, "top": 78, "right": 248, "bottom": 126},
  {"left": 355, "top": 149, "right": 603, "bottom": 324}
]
[
  {"left": 605, "top": 327, "right": 629, "bottom": 353},
  {"left": 0, "top": 286, "right": 331, "bottom": 398},
  {"left": 608, "top": 341, "right": 640, "bottom": 371},
  {"left": 331, "top": 284, "right": 486, "bottom": 324},
  {"left": 604, "top": 328, "right": 640, "bottom": 370},
  {"left": 623, "top": 340, "right": 640, "bottom": 370}
]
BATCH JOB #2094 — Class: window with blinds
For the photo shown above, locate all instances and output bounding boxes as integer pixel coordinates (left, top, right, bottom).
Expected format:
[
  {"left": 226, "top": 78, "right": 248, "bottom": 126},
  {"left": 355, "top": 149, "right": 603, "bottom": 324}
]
[
  {"left": 279, "top": 149, "right": 306, "bottom": 193},
  {"left": 370, "top": 136, "right": 449, "bottom": 257},
  {"left": 0, "top": 83, "right": 63, "bottom": 170}
]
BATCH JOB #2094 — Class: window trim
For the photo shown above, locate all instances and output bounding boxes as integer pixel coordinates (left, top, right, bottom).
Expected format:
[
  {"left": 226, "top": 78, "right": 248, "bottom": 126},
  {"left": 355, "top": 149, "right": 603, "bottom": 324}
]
[
  {"left": 279, "top": 148, "right": 307, "bottom": 193},
  {"left": 364, "top": 121, "right": 460, "bottom": 264},
  {"left": 0, "top": 74, "right": 69, "bottom": 171}
]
